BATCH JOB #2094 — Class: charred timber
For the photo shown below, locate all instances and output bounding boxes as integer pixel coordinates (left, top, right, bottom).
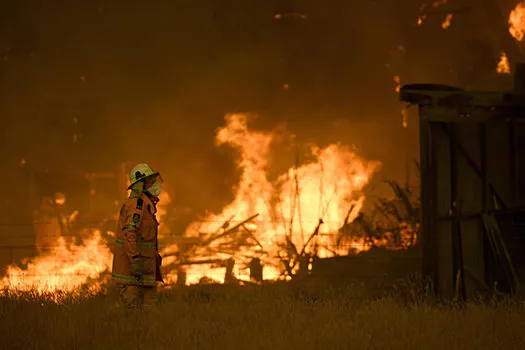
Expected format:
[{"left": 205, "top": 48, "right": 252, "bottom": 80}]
[{"left": 202, "top": 214, "right": 260, "bottom": 246}]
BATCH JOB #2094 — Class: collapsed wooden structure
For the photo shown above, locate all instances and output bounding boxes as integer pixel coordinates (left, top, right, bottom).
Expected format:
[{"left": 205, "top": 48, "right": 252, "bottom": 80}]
[
  {"left": 400, "top": 64, "right": 525, "bottom": 298},
  {"left": 162, "top": 179, "right": 422, "bottom": 286}
]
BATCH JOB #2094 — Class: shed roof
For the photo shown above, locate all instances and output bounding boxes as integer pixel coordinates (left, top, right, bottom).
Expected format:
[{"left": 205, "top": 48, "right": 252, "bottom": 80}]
[{"left": 399, "top": 83, "right": 525, "bottom": 122}]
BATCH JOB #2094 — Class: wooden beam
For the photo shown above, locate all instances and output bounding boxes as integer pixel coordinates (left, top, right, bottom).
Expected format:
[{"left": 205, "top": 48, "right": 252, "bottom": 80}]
[
  {"left": 401, "top": 89, "right": 525, "bottom": 108},
  {"left": 419, "top": 105, "right": 439, "bottom": 293}
]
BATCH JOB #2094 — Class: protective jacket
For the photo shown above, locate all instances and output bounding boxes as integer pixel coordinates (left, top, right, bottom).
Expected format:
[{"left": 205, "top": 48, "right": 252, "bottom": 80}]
[{"left": 111, "top": 192, "right": 163, "bottom": 286}]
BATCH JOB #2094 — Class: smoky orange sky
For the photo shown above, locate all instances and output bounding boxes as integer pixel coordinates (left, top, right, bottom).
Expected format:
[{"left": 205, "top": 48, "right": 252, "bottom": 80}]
[{"left": 0, "top": 0, "right": 520, "bottom": 219}]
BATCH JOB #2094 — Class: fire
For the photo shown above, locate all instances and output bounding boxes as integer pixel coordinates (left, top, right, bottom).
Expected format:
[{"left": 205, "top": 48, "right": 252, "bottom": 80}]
[
  {"left": 1, "top": 230, "right": 112, "bottom": 293},
  {"left": 441, "top": 14, "right": 453, "bottom": 29},
  {"left": 402, "top": 109, "right": 408, "bottom": 128},
  {"left": 497, "top": 52, "right": 511, "bottom": 74},
  {"left": 417, "top": 1, "right": 450, "bottom": 28},
  {"left": 162, "top": 114, "right": 382, "bottom": 284},
  {"left": 2, "top": 113, "right": 411, "bottom": 291},
  {"left": 394, "top": 76, "right": 401, "bottom": 93},
  {"left": 509, "top": 2, "right": 525, "bottom": 41}
]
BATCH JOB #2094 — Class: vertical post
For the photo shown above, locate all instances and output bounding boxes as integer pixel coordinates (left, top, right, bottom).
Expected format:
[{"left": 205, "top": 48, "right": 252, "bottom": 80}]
[
  {"left": 176, "top": 269, "right": 187, "bottom": 287},
  {"left": 453, "top": 201, "right": 467, "bottom": 301},
  {"left": 449, "top": 124, "right": 466, "bottom": 301},
  {"left": 509, "top": 120, "right": 517, "bottom": 206},
  {"left": 511, "top": 63, "right": 525, "bottom": 206},
  {"left": 419, "top": 106, "right": 438, "bottom": 293},
  {"left": 480, "top": 122, "right": 492, "bottom": 289},
  {"left": 250, "top": 258, "right": 263, "bottom": 283},
  {"left": 513, "top": 63, "right": 525, "bottom": 92},
  {"left": 224, "top": 258, "right": 236, "bottom": 284},
  {"left": 480, "top": 124, "right": 489, "bottom": 212}
]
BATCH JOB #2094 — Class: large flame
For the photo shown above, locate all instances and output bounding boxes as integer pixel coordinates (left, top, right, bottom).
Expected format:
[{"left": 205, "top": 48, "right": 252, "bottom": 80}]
[
  {"left": 510, "top": 2, "right": 525, "bottom": 41},
  {"left": 1, "top": 230, "right": 112, "bottom": 292},
  {"left": 1, "top": 113, "right": 401, "bottom": 291},
  {"left": 162, "top": 114, "right": 381, "bottom": 284}
]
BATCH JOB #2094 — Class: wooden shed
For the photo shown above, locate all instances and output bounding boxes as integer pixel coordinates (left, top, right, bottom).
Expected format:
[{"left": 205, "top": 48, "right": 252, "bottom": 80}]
[{"left": 399, "top": 65, "right": 525, "bottom": 298}]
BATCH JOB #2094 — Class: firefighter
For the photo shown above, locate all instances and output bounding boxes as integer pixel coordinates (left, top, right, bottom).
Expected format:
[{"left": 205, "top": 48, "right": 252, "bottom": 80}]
[{"left": 111, "top": 163, "right": 164, "bottom": 311}]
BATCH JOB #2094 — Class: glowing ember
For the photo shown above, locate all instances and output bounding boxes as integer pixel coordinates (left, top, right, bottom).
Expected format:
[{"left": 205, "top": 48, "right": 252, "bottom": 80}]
[
  {"left": 402, "top": 109, "right": 408, "bottom": 128},
  {"left": 273, "top": 13, "right": 307, "bottom": 20},
  {"left": 510, "top": 2, "right": 525, "bottom": 41},
  {"left": 441, "top": 14, "right": 453, "bottom": 29},
  {"left": 162, "top": 114, "right": 382, "bottom": 284},
  {"left": 1, "top": 230, "right": 112, "bottom": 292},
  {"left": 394, "top": 76, "right": 401, "bottom": 93},
  {"left": 497, "top": 52, "right": 511, "bottom": 74},
  {"left": 417, "top": 15, "right": 426, "bottom": 26}
]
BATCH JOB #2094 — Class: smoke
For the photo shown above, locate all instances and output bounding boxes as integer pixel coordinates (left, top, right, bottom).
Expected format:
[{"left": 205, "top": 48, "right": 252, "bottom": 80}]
[{"left": 0, "top": 0, "right": 515, "bottom": 217}]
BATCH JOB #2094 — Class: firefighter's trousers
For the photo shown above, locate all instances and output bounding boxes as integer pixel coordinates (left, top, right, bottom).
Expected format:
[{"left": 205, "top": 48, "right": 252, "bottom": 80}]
[{"left": 118, "top": 284, "right": 157, "bottom": 311}]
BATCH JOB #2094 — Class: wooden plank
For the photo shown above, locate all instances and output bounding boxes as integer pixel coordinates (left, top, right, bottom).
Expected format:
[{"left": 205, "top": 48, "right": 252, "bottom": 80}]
[
  {"left": 455, "top": 122, "right": 485, "bottom": 297},
  {"left": 401, "top": 87, "right": 525, "bottom": 108},
  {"left": 424, "top": 108, "right": 504, "bottom": 123},
  {"left": 432, "top": 121, "right": 454, "bottom": 297},
  {"left": 419, "top": 106, "right": 439, "bottom": 293}
]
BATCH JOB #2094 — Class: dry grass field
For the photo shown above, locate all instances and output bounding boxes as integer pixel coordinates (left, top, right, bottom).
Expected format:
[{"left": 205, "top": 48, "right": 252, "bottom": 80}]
[{"left": 1, "top": 281, "right": 524, "bottom": 350}]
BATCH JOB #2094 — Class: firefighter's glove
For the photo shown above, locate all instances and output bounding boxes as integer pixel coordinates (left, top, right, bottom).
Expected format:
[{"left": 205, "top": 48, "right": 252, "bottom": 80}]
[{"left": 131, "top": 257, "right": 144, "bottom": 281}]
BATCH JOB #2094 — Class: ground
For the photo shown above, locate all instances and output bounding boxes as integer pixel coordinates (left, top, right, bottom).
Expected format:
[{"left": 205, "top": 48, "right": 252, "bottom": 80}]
[{"left": 1, "top": 281, "right": 524, "bottom": 350}]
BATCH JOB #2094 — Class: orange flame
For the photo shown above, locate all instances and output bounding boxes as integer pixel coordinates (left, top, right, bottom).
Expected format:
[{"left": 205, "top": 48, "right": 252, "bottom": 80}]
[
  {"left": 441, "top": 14, "right": 453, "bottom": 29},
  {"left": 497, "top": 52, "right": 511, "bottom": 74},
  {"left": 394, "top": 76, "right": 401, "bottom": 93},
  {"left": 162, "top": 114, "right": 382, "bottom": 284},
  {"left": 509, "top": 2, "right": 525, "bottom": 41},
  {"left": 2, "top": 114, "right": 412, "bottom": 291},
  {"left": 1, "top": 230, "right": 112, "bottom": 293}
]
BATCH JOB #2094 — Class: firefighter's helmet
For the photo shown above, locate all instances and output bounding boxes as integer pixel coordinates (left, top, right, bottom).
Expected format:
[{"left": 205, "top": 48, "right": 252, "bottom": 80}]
[{"left": 128, "top": 163, "right": 161, "bottom": 189}]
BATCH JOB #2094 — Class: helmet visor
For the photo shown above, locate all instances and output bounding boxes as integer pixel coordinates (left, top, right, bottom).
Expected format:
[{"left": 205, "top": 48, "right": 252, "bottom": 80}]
[{"left": 146, "top": 173, "right": 164, "bottom": 185}]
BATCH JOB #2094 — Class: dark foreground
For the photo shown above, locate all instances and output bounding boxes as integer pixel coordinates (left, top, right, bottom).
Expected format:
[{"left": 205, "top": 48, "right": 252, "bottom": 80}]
[{"left": 1, "top": 282, "right": 524, "bottom": 350}]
